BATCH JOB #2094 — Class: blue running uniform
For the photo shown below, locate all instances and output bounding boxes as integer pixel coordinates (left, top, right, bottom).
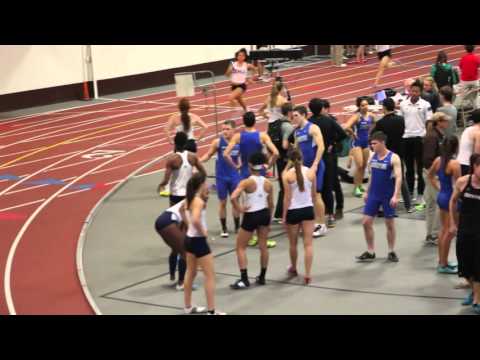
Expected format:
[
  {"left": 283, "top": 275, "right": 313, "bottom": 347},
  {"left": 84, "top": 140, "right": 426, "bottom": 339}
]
[
  {"left": 354, "top": 115, "right": 374, "bottom": 149},
  {"left": 216, "top": 136, "right": 241, "bottom": 200},
  {"left": 295, "top": 121, "right": 325, "bottom": 192},
  {"left": 437, "top": 162, "right": 453, "bottom": 211},
  {"left": 239, "top": 130, "right": 265, "bottom": 179},
  {"left": 364, "top": 151, "right": 396, "bottom": 218}
]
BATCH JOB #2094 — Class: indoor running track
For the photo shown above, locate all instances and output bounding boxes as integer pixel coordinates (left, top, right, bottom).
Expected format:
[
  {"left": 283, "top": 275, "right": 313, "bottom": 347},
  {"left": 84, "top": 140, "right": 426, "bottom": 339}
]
[{"left": 0, "top": 45, "right": 471, "bottom": 314}]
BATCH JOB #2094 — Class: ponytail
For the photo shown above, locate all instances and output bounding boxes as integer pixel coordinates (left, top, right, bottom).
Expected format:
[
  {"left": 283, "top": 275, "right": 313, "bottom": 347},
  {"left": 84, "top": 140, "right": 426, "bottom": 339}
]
[
  {"left": 178, "top": 98, "right": 191, "bottom": 133},
  {"left": 186, "top": 173, "right": 206, "bottom": 210},
  {"left": 288, "top": 147, "right": 305, "bottom": 192},
  {"left": 269, "top": 81, "right": 283, "bottom": 108}
]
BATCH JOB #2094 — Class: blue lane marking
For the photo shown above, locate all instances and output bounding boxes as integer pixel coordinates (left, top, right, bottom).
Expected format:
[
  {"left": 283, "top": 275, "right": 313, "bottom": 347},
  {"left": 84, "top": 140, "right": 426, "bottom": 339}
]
[
  {"left": 0, "top": 174, "right": 97, "bottom": 191},
  {"left": 69, "top": 184, "right": 95, "bottom": 190},
  {"left": 26, "top": 178, "right": 66, "bottom": 186},
  {"left": 0, "top": 174, "right": 21, "bottom": 181}
]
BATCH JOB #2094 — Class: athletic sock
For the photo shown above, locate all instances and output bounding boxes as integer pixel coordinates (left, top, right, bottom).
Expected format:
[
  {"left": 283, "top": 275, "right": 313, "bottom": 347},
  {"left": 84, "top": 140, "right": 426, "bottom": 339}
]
[
  {"left": 168, "top": 252, "right": 178, "bottom": 279},
  {"left": 178, "top": 257, "right": 187, "bottom": 284},
  {"left": 220, "top": 218, "right": 227, "bottom": 232},
  {"left": 240, "top": 269, "right": 249, "bottom": 283},
  {"left": 234, "top": 217, "right": 240, "bottom": 232},
  {"left": 259, "top": 267, "right": 267, "bottom": 280}
]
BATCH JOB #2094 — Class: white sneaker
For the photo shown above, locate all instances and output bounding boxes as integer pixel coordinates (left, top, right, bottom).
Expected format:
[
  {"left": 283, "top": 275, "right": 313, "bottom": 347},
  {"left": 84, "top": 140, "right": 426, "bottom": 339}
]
[
  {"left": 176, "top": 283, "right": 199, "bottom": 291},
  {"left": 220, "top": 231, "right": 229, "bottom": 238},
  {"left": 184, "top": 305, "right": 207, "bottom": 314},
  {"left": 207, "top": 310, "right": 227, "bottom": 315},
  {"left": 313, "top": 224, "right": 328, "bottom": 237}
]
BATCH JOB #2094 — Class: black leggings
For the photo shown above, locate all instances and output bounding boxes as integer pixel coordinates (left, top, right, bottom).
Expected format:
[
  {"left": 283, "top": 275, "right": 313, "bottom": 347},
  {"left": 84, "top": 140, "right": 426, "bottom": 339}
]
[
  {"left": 400, "top": 159, "right": 412, "bottom": 210},
  {"left": 321, "top": 152, "right": 337, "bottom": 215},
  {"left": 332, "top": 155, "right": 344, "bottom": 211},
  {"left": 404, "top": 137, "right": 425, "bottom": 196}
]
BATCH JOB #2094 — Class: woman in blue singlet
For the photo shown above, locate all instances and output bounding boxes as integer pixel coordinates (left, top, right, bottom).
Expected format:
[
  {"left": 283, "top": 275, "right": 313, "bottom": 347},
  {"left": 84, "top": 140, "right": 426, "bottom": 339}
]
[
  {"left": 428, "top": 135, "right": 462, "bottom": 274},
  {"left": 343, "top": 97, "right": 376, "bottom": 197}
]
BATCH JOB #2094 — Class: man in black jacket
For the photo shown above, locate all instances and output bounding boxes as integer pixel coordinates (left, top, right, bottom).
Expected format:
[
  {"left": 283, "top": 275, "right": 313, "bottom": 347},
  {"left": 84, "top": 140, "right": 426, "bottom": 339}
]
[
  {"left": 308, "top": 98, "right": 348, "bottom": 227},
  {"left": 372, "top": 97, "right": 412, "bottom": 212}
]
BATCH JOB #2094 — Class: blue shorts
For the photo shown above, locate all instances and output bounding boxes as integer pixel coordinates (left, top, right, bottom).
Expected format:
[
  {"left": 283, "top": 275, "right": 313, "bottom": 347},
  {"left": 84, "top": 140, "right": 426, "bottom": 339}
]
[
  {"left": 437, "top": 191, "right": 452, "bottom": 211},
  {"left": 216, "top": 176, "right": 240, "bottom": 200},
  {"left": 316, "top": 159, "right": 325, "bottom": 193},
  {"left": 363, "top": 195, "right": 396, "bottom": 218},
  {"left": 353, "top": 138, "right": 369, "bottom": 149}
]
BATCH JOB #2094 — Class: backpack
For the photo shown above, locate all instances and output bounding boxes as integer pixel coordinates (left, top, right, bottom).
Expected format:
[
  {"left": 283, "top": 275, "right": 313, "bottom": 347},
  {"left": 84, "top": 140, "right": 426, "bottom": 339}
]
[
  {"left": 433, "top": 63, "right": 453, "bottom": 89},
  {"left": 267, "top": 118, "right": 289, "bottom": 155}
]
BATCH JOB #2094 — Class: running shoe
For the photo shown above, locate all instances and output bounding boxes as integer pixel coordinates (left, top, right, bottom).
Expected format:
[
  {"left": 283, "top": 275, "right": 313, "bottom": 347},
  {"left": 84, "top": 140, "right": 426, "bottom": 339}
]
[
  {"left": 359, "top": 186, "right": 366, "bottom": 193},
  {"left": 267, "top": 239, "right": 277, "bottom": 248},
  {"left": 304, "top": 277, "right": 312, "bottom": 285},
  {"left": 425, "top": 235, "right": 438, "bottom": 246},
  {"left": 327, "top": 215, "right": 336, "bottom": 228},
  {"left": 448, "top": 261, "right": 458, "bottom": 268},
  {"left": 248, "top": 235, "right": 258, "bottom": 247},
  {"left": 415, "top": 203, "right": 426, "bottom": 212},
  {"left": 335, "top": 208, "right": 344, "bottom": 220},
  {"left": 184, "top": 305, "right": 207, "bottom": 314},
  {"left": 159, "top": 189, "right": 171, "bottom": 197},
  {"left": 176, "top": 283, "right": 199, "bottom": 291},
  {"left": 287, "top": 266, "right": 298, "bottom": 277},
  {"left": 406, "top": 207, "right": 415, "bottom": 214},
  {"left": 255, "top": 276, "right": 266, "bottom": 285},
  {"left": 437, "top": 265, "right": 458, "bottom": 274},
  {"left": 272, "top": 217, "right": 283, "bottom": 224},
  {"left": 207, "top": 310, "right": 227, "bottom": 315},
  {"left": 313, "top": 224, "right": 328, "bottom": 237},
  {"left": 220, "top": 231, "right": 229, "bottom": 238},
  {"left": 387, "top": 251, "right": 399, "bottom": 262},
  {"left": 462, "top": 292, "right": 474, "bottom": 306},
  {"left": 356, "top": 251, "right": 376, "bottom": 261},
  {"left": 230, "top": 279, "right": 250, "bottom": 290},
  {"left": 473, "top": 304, "right": 480, "bottom": 315},
  {"left": 353, "top": 186, "right": 363, "bottom": 198}
]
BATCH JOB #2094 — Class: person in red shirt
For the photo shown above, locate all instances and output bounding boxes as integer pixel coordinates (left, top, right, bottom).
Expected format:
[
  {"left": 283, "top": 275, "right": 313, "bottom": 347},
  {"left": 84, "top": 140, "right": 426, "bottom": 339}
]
[{"left": 459, "top": 45, "right": 480, "bottom": 109}]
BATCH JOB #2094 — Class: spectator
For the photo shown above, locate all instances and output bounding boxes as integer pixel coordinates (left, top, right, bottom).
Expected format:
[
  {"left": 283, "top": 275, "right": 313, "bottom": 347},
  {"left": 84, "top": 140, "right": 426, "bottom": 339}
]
[
  {"left": 458, "top": 45, "right": 480, "bottom": 109},
  {"left": 430, "top": 51, "right": 459, "bottom": 89},
  {"left": 421, "top": 76, "right": 441, "bottom": 113},
  {"left": 437, "top": 86, "right": 458, "bottom": 135}
]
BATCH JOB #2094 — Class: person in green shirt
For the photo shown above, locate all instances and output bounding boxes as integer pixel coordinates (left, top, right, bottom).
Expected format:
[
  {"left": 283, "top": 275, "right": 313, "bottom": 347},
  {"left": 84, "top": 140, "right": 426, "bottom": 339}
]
[{"left": 430, "top": 51, "right": 459, "bottom": 89}]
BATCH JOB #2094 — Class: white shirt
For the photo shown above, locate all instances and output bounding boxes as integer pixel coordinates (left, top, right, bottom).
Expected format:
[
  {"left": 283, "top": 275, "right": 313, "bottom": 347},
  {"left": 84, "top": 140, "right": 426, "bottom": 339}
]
[
  {"left": 400, "top": 97, "right": 433, "bottom": 138},
  {"left": 186, "top": 206, "right": 207, "bottom": 238},
  {"left": 166, "top": 200, "right": 185, "bottom": 223},
  {"left": 231, "top": 61, "right": 248, "bottom": 84},
  {"left": 376, "top": 45, "right": 391, "bottom": 53},
  {"left": 458, "top": 125, "right": 478, "bottom": 166},
  {"left": 170, "top": 151, "right": 192, "bottom": 196},
  {"left": 244, "top": 175, "right": 268, "bottom": 213},
  {"left": 288, "top": 166, "right": 314, "bottom": 210}
]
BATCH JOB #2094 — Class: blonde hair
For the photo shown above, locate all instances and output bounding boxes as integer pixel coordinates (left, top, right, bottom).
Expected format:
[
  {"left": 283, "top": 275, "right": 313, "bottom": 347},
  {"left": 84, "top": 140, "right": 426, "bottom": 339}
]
[
  {"left": 422, "top": 76, "right": 438, "bottom": 92},
  {"left": 269, "top": 81, "right": 284, "bottom": 108}
]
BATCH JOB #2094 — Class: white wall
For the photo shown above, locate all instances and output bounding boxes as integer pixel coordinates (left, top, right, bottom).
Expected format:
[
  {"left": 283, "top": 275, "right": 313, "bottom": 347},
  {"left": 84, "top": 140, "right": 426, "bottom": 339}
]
[
  {"left": 0, "top": 45, "right": 304, "bottom": 95},
  {"left": 0, "top": 45, "right": 85, "bottom": 95}
]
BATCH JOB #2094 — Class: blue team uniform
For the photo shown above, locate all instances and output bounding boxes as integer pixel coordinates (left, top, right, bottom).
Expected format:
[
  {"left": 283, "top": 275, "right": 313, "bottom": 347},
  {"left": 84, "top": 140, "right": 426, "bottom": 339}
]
[
  {"left": 364, "top": 151, "right": 396, "bottom": 218},
  {"left": 437, "top": 161, "right": 453, "bottom": 211},
  {"left": 354, "top": 115, "right": 374, "bottom": 149},
  {"left": 294, "top": 121, "right": 325, "bottom": 192},
  {"left": 239, "top": 130, "right": 265, "bottom": 179},
  {"left": 216, "top": 137, "right": 241, "bottom": 200}
]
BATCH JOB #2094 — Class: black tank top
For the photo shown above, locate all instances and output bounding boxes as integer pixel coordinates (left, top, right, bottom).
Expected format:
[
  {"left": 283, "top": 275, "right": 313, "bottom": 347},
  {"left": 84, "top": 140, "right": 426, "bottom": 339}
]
[{"left": 458, "top": 175, "right": 480, "bottom": 234}]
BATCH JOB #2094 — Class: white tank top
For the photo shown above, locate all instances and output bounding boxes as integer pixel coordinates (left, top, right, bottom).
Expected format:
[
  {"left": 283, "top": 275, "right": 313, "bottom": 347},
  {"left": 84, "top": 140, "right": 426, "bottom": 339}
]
[
  {"left": 376, "top": 45, "right": 391, "bottom": 53},
  {"left": 170, "top": 151, "right": 192, "bottom": 196},
  {"left": 288, "top": 166, "right": 314, "bottom": 210},
  {"left": 166, "top": 200, "right": 184, "bottom": 223},
  {"left": 458, "top": 126, "right": 478, "bottom": 166},
  {"left": 186, "top": 204, "right": 208, "bottom": 237},
  {"left": 176, "top": 121, "right": 194, "bottom": 140},
  {"left": 267, "top": 104, "right": 283, "bottom": 123},
  {"left": 231, "top": 61, "right": 248, "bottom": 84},
  {"left": 244, "top": 175, "right": 268, "bottom": 213}
]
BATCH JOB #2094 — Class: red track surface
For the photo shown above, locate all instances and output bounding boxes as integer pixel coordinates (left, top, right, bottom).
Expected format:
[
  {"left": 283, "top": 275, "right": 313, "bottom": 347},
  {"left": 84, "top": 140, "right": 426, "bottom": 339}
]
[{"left": 0, "top": 45, "right": 471, "bottom": 314}]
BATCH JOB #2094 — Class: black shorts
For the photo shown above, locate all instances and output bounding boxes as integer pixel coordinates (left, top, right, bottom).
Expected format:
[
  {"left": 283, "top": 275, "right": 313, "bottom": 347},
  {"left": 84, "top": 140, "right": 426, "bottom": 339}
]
[
  {"left": 185, "top": 139, "right": 197, "bottom": 153},
  {"left": 231, "top": 83, "right": 247, "bottom": 92},
  {"left": 378, "top": 49, "right": 392, "bottom": 61},
  {"left": 286, "top": 206, "right": 315, "bottom": 225},
  {"left": 184, "top": 236, "right": 211, "bottom": 258},
  {"left": 169, "top": 195, "right": 185, "bottom": 206},
  {"left": 241, "top": 208, "right": 271, "bottom": 232},
  {"left": 155, "top": 211, "right": 177, "bottom": 233},
  {"left": 456, "top": 231, "right": 480, "bottom": 282},
  {"left": 461, "top": 164, "right": 470, "bottom": 176}
]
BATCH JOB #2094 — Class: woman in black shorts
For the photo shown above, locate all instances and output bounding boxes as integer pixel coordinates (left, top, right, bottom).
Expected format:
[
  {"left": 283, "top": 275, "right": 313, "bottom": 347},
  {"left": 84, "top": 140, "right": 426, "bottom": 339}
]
[
  {"left": 154, "top": 200, "right": 188, "bottom": 291},
  {"left": 183, "top": 173, "right": 225, "bottom": 315},
  {"left": 449, "top": 153, "right": 480, "bottom": 314},
  {"left": 230, "top": 152, "right": 274, "bottom": 289},
  {"left": 225, "top": 48, "right": 257, "bottom": 112},
  {"left": 374, "top": 45, "right": 396, "bottom": 89},
  {"left": 282, "top": 148, "right": 317, "bottom": 285}
]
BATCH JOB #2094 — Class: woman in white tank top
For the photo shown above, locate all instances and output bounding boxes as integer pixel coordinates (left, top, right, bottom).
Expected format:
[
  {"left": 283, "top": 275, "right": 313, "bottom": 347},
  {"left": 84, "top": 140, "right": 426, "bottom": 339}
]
[
  {"left": 259, "top": 80, "right": 287, "bottom": 124},
  {"left": 282, "top": 148, "right": 317, "bottom": 285},
  {"left": 229, "top": 152, "right": 274, "bottom": 290},
  {"left": 457, "top": 114, "right": 480, "bottom": 175},
  {"left": 225, "top": 48, "right": 258, "bottom": 113},
  {"left": 166, "top": 98, "right": 208, "bottom": 153},
  {"left": 183, "top": 173, "right": 226, "bottom": 315}
]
